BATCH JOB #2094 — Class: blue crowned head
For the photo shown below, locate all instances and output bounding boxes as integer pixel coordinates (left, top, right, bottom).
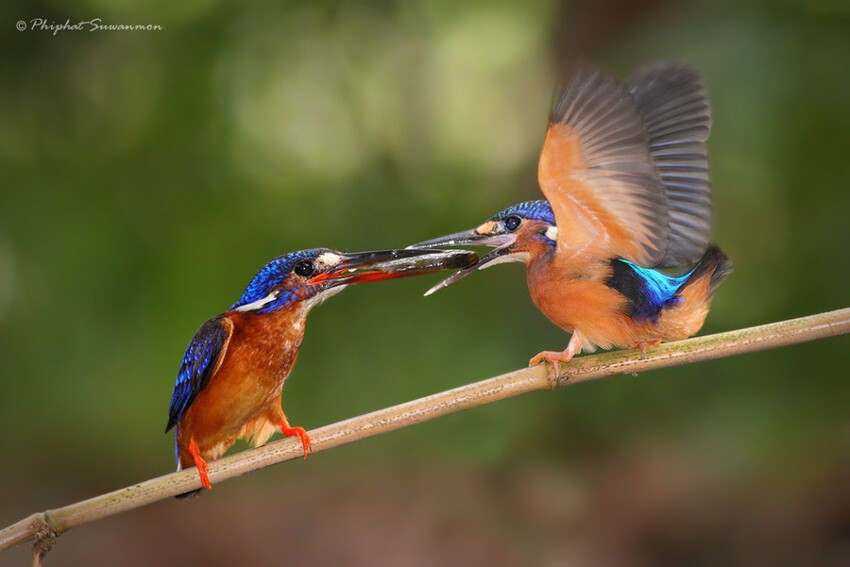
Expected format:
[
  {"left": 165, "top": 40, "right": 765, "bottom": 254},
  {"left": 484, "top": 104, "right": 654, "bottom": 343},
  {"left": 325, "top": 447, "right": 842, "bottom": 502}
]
[
  {"left": 230, "top": 249, "right": 332, "bottom": 314},
  {"left": 491, "top": 200, "right": 556, "bottom": 227}
]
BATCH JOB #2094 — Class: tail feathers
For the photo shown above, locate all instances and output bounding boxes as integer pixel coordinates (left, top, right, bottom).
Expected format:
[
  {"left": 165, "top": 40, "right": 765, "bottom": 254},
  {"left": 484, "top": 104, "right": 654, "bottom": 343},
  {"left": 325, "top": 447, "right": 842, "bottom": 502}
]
[{"left": 682, "top": 246, "right": 731, "bottom": 294}]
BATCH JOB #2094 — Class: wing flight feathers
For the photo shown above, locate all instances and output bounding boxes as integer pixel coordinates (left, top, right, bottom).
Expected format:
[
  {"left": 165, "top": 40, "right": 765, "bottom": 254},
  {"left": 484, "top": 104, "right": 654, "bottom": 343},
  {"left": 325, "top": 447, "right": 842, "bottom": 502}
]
[
  {"left": 539, "top": 66, "right": 669, "bottom": 266},
  {"left": 165, "top": 316, "right": 233, "bottom": 433},
  {"left": 629, "top": 63, "right": 713, "bottom": 266}
]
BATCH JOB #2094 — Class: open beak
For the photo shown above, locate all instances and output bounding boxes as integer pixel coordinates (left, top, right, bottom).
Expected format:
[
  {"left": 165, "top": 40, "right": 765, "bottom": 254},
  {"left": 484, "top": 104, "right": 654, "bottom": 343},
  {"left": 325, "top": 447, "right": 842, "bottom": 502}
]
[
  {"left": 407, "top": 229, "right": 520, "bottom": 296},
  {"left": 309, "top": 248, "right": 479, "bottom": 287}
]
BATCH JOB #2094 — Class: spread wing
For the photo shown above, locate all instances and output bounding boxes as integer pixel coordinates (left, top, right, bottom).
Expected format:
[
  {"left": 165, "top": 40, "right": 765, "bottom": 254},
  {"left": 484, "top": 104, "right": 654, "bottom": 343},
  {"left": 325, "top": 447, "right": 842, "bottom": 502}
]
[
  {"left": 165, "top": 316, "right": 233, "bottom": 433},
  {"left": 629, "top": 63, "right": 712, "bottom": 267},
  {"left": 538, "top": 66, "right": 668, "bottom": 266}
]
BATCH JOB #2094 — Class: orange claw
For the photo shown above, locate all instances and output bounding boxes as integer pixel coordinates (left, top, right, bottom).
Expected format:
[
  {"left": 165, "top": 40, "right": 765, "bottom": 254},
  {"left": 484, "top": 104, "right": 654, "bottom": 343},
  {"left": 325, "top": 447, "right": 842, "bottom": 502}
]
[
  {"left": 188, "top": 438, "right": 211, "bottom": 490},
  {"left": 529, "top": 350, "right": 574, "bottom": 377},
  {"left": 280, "top": 417, "right": 312, "bottom": 459},
  {"left": 529, "top": 332, "right": 583, "bottom": 377}
]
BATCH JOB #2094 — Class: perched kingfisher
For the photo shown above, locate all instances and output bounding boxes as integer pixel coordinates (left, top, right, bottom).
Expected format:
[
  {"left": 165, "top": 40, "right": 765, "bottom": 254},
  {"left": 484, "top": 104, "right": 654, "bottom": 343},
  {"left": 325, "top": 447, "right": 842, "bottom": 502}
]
[
  {"left": 165, "top": 247, "right": 476, "bottom": 494},
  {"left": 411, "top": 64, "right": 731, "bottom": 371}
]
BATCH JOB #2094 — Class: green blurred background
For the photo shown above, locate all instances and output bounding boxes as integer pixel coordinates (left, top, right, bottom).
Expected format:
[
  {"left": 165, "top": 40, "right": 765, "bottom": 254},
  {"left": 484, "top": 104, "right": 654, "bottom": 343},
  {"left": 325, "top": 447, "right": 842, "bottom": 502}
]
[{"left": 1, "top": 0, "right": 849, "bottom": 565}]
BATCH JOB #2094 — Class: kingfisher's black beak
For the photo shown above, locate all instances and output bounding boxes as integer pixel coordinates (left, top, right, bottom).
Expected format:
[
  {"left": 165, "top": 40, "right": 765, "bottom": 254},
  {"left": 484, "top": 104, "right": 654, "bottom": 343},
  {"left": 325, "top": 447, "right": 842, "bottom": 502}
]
[
  {"left": 309, "top": 248, "right": 479, "bottom": 287},
  {"left": 408, "top": 229, "right": 514, "bottom": 250},
  {"left": 408, "top": 226, "right": 522, "bottom": 295}
]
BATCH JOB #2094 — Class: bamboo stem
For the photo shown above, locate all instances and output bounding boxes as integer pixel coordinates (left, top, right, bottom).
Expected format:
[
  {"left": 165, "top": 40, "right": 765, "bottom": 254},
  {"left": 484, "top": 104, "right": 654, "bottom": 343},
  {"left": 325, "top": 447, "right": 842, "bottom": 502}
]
[{"left": 2, "top": 308, "right": 848, "bottom": 558}]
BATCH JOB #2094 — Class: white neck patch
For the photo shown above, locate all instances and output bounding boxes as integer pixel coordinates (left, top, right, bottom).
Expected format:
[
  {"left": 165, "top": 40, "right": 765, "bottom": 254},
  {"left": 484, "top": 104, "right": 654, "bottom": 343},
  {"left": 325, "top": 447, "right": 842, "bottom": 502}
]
[
  {"left": 545, "top": 225, "right": 558, "bottom": 242},
  {"left": 234, "top": 290, "right": 279, "bottom": 312}
]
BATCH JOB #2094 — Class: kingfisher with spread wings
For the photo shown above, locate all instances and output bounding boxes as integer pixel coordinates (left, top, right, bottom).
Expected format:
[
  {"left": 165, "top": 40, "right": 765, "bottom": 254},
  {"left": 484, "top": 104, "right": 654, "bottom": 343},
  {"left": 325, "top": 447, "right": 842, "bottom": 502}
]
[
  {"left": 411, "top": 64, "right": 731, "bottom": 372},
  {"left": 166, "top": 247, "right": 476, "bottom": 494}
]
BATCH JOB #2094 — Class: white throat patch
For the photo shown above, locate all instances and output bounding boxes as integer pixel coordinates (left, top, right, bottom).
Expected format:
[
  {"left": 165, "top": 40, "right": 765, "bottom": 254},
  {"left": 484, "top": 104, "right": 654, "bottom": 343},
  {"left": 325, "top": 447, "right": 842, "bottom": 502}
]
[{"left": 302, "top": 284, "right": 347, "bottom": 310}]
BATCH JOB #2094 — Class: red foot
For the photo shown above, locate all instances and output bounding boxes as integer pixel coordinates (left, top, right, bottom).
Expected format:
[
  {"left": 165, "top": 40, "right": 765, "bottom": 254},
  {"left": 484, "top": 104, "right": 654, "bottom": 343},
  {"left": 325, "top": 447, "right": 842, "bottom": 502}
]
[
  {"left": 631, "top": 339, "right": 662, "bottom": 359},
  {"left": 188, "top": 438, "right": 211, "bottom": 490},
  {"left": 281, "top": 417, "right": 312, "bottom": 459}
]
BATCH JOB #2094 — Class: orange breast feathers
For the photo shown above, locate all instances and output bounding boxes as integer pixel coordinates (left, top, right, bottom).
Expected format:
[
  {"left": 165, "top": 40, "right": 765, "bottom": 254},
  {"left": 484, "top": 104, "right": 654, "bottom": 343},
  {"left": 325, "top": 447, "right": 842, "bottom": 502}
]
[
  {"left": 175, "top": 306, "right": 307, "bottom": 468},
  {"left": 527, "top": 254, "right": 632, "bottom": 351}
]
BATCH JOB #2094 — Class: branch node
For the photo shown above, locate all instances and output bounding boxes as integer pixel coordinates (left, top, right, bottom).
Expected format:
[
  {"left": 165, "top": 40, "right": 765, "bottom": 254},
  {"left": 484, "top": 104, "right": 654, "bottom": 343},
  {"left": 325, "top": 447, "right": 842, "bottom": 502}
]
[
  {"left": 31, "top": 517, "right": 57, "bottom": 565},
  {"left": 544, "top": 368, "right": 560, "bottom": 390}
]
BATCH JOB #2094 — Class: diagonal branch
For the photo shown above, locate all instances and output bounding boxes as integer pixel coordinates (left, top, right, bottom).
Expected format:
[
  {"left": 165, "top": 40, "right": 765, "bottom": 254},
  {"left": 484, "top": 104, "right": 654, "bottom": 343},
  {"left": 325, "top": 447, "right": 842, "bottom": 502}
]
[{"left": 2, "top": 308, "right": 849, "bottom": 560}]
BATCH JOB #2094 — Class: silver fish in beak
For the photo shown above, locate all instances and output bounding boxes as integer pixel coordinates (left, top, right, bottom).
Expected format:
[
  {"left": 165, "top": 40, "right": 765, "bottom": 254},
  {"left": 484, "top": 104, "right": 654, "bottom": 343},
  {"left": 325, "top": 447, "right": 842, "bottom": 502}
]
[{"left": 408, "top": 221, "right": 527, "bottom": 295}]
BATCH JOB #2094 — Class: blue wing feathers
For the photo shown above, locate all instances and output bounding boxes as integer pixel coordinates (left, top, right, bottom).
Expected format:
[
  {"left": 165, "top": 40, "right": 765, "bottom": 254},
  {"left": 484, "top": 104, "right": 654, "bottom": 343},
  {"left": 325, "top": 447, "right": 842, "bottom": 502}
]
[
  {"left": 607, "top": 246, "right": 730, "bottom": 322},
  {"left": 607, "top": 259, "right": 694, "bottom": 322},
  {"left": 165, "top": 316, "right": 232, "bottom": 433}
]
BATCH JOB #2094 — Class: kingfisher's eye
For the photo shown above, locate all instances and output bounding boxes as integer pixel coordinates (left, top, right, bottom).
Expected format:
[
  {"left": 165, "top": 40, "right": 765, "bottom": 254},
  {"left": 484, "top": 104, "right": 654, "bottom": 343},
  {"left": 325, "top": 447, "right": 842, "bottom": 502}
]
[
  {"left": 504, "top": 215, "right": 522, "bottom": 232},
  {"left": 294, "top": 261, "right": 314, "bottom": 277}
]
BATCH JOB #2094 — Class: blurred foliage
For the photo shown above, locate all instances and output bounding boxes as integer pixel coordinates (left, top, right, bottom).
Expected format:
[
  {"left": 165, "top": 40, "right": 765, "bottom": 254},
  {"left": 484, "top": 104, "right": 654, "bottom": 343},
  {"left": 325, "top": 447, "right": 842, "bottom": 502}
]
[{"left": 1, "top": 0, "right": 849, "bottom": 564}]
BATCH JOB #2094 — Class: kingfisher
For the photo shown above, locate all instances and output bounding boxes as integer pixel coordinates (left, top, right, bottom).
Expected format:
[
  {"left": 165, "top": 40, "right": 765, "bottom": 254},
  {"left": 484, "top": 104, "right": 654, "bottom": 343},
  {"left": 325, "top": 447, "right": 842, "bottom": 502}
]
[
  {"left": 411, "top": 63, "right": 731, "bottom": 371},
  {"left": 165, "top": 247, "right": 476, "bottom": 493}
]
